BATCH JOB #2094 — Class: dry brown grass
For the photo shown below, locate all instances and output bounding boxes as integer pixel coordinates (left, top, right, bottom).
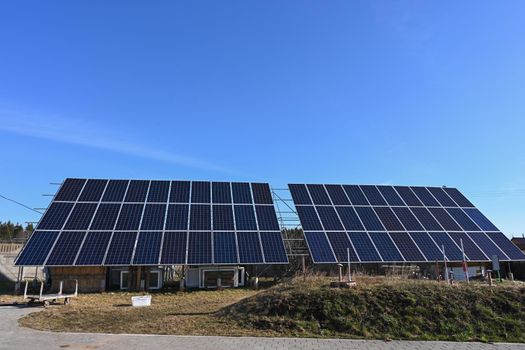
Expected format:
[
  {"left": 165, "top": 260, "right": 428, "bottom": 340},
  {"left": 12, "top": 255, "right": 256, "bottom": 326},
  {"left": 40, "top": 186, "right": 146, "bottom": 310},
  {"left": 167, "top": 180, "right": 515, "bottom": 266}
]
[{"left": 17, "top": 288, "right": 282, "bottom": 336}]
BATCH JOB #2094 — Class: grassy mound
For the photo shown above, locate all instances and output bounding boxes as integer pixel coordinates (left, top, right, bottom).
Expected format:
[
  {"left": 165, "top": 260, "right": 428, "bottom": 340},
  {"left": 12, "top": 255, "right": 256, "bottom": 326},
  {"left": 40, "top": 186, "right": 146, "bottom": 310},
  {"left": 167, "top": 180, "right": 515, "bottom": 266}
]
[{"left": 221, "top": 277, "right": 525, "bottom": 342}]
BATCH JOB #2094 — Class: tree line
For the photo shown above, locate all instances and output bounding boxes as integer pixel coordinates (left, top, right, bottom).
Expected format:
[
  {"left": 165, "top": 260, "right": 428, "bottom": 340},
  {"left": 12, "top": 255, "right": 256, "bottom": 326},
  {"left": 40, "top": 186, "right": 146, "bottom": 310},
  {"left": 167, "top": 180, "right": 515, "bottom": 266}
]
[{"left": 0, "top": 221, "right": 34, "bottom": 241}]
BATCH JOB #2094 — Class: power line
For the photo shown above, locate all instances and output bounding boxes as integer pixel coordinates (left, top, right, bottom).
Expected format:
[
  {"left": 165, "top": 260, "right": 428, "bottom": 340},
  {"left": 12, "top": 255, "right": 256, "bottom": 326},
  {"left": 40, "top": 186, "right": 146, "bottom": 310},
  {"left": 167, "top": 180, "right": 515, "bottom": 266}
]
[{"left": 0, "top": 194, "right": 43, "bottom": 214}]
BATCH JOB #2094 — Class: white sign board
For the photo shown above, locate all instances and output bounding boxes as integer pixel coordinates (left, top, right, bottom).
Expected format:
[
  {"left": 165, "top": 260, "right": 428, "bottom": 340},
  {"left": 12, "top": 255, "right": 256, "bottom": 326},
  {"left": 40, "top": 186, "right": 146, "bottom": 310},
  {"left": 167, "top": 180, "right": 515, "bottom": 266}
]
[{"left": 131, "top": 295, "right": 151, "bottom": 307}]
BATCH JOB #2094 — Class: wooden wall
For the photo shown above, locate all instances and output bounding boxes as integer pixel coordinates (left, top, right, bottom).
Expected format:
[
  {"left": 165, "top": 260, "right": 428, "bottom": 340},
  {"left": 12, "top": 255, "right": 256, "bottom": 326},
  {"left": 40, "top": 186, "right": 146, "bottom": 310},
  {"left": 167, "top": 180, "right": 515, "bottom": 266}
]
[{"left": 49, "top": 267, "right": 106, "bottom": 293}]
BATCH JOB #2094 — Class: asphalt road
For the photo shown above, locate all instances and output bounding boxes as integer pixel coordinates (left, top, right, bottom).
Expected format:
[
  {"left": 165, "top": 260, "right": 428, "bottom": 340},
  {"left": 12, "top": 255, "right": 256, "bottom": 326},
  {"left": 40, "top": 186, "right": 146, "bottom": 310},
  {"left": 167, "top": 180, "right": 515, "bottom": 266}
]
[{"left": 1, "top": 305, "right": 525, "bottom": 350}]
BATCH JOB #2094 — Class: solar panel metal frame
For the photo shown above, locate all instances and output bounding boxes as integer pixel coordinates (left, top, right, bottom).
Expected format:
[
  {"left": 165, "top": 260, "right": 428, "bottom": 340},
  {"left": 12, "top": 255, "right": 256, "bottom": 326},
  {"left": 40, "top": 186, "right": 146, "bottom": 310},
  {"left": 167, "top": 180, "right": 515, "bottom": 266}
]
[
  {"left": 16, "top": 178, "right": 288, "bottom": 266},
  {"left": 289, "top": 183, "right": 525, "bottom": 264}
]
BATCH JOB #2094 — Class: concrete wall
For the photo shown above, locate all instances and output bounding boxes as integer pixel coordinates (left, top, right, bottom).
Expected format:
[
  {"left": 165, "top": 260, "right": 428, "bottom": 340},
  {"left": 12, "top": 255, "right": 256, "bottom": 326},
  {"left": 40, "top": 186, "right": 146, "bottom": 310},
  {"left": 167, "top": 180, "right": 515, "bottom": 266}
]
[{"left": 0, "top": 244, "right": 45, "bottom": 282}]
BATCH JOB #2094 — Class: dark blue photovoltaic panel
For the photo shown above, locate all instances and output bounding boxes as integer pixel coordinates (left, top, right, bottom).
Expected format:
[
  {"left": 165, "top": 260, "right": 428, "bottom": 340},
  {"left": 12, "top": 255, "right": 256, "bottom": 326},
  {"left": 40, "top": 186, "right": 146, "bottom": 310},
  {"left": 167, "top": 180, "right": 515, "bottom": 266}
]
[
  {"left": 38, "top": 202, "right": 74, "bottom": 230},
  {"left": 46, "top": 231, "right": 87, "bottom": 265},
  {"left": 78, "top": 179, "right": 107, "bottom": 202},
  {"left": 289, "top": 184, "right": 312, "bottom": 205},
  {"left": 377, "top": 186, "right": 405, "bottom": 206},
  {"left": 394, "top": 186, "right": 423, "bottom": 206},
  {"left": 140, "top": 204, "right": 166, "bottom": 230},
  {"left": 443, "top": 187, "right": 475, "bottom": 207},
  {"left": 324, "top": 185, "right": 350, "bottom": 205},
  {"left": 104, "top": 232, "right": 137, "bottom": 265},
  {"left": 115, "top": 204, "right": 144, "bottom": 230},
  {"left": 392, "top": 207, "right": 424, "bottom": 231},
  {"left": 234, "top": 205, "right": 257, "bottom": 230},
  {"left": 429, "top": 232, "right": 463, "bottom": 261},
  {"left": 467, "top": 232, "right": 508, "bottom": 260},
  {"left": 15, "top": 231, "right": 59, "bottom": 266},
  {"left": 428, "top": 208, "right": 462, "bottom": 231},
  {"left": 316, "top": 206, "right": 344, "bottom": 231},
  {"left": 347, "top": 232, "right": 381, "bottom": 261},
  {"left": 133, "top": 232, "right": 162, "bottom": 264},
  {"left": 64, "top": 203, "right": 98, "bottom": 230},
  {"left": 487, "top": 232, "right": 525, "bottom": 260},
  {"left": 187, "top": 232, "right": 212, "bottom": 264},
  {"left": 255, "top": 205, "right": 280, "bottom": 230},
  {"left": 374, "top": 207, "right": 404, "bottom": 231},
  {"left": 408, "top": 232, "right": 443, "bottom": 261},
  {"left": 213, "top": 205, "right": 234, "bottom": 230},
  {"left": 411, "top": 207, "right": 443, "bottom": 231},
  {"left": 355, "top": 207, "right": 384, "bottom": 231},
  {"left": 147, "top": 181, "right": 170, "bottom": 202},
  {"left": 213, "top": 232, "right": 238, "bottom": 264},
  {"left": 326, "top": 232, "right": 359, "bottom": 262},
  {"left": 55, "top": 178, "right": 86, "bottom": 201},
  {"left": 446, "top": 208, "right": 480, "bottom": 231},
  {"left": 411, "top": 187, "right": 440, "bottom": 207},
  {"left": 260, "top": 231, "right": 288, "bottom": 263},
  {"left": 336, "top": 207, "right": 364, "bottom": 231},
  {"left": 360, "top": 185, "right": 387, "bottom": 205},
  {"left": 447, "top": 232, "right": 488, "bottom": 261},
  {"left": 426, "top": 187, "right": 457, "bottom": 207},
  {"left": 161, "top": 232, "right": 187, "bottom": 264},
  {"left": 232, "top": 182, "right": 253, "bottom": 204},
  {"left": 304, "top": 232, "right": 336, "bottom": 263},
  {"left": 252, "top": 183, "right": 273, "bottom": 204},
  {"left": 124, "top": 180, "right": 150, "bottom": 202},
  {"left": 169, "top": 181, "right": 190, "bottom": 203},
  {"left": 464, "top": 209, "right": 499, "bottom": 231},
  {"left": 102, "top": 180, "right": 128, "bottom": 202},
  {"left": 75, "top": 231, "right": 112, "bottom": 265},
  {"left": 191, "top": 181, "right": 211, "bottom": 203},
  {"left": 307, "top": 185, "right": 331, "bottom": 205},
  {"left": 189, "top": 204, "right": 211, "bottom": 230},
  {"left": 296, "top": 206, "right": 322, "bottom": 230},
  {"left": 165, "top": 204, "right": 189, "bottom": 230},
  {"left": 343, "top": 185, "right": 369, "bottom": 205},
  {"left": 212, "top": 182, "right": 232, "bottom": 204},
  {"left": 389, "top": 232, "right": 426, "bottom": 261},
  {"left": 237, "top": 232, "right": 264, "bottom": 263},
  {"left": 369, "top": 232, "right": 404, "bottom": 262}
]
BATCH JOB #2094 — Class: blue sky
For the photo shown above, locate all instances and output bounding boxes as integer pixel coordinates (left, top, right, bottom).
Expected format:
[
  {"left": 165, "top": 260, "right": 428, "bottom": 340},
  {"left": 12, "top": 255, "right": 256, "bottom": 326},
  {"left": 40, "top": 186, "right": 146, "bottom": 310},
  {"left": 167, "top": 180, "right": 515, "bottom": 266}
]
[{"left": 1, "top": 1, "right": 524, "bottom": 236}]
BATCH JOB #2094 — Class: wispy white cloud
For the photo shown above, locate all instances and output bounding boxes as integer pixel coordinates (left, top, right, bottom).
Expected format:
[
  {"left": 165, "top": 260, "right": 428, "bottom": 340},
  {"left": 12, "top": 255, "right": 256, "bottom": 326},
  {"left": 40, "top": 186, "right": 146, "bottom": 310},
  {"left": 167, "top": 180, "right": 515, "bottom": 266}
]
[{"left": 0, "top": 108, "right": 234, "bottom": 173}]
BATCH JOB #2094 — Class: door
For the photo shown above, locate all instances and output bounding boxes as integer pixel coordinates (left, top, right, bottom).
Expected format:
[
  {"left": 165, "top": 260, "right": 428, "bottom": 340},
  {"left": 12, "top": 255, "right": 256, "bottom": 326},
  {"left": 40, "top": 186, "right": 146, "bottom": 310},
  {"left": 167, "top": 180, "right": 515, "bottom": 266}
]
[{"left": 120, "top": 271, "right": 129, "bottom": 290}]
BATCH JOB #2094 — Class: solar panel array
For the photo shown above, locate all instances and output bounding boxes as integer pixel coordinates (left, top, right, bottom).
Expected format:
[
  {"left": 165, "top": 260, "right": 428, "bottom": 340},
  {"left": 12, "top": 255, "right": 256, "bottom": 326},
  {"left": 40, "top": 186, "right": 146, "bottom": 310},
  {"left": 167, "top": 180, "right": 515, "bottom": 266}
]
[
  {"left": 15, "top": 179, "right": 288, "bottom": 266},
  {"left": 289, "top": 184, "right": 525, "bottom": 264}
]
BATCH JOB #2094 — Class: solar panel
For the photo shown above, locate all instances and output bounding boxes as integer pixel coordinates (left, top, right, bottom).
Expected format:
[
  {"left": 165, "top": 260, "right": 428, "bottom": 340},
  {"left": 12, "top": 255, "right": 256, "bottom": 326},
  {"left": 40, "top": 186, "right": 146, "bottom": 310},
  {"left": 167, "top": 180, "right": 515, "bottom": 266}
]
[
  {"left": 368, "top": 232, "right": 404, "bottom": 262},
  {"left": 304, "top": 231, "right": 336, "bottom": 263},
  {"left": 236, "top": 232, "right": 264, "bottom": 263},
  {"left": 347, "top": 232, "right": 382, "bottom": 262},
  {"left": 212, "top": 182, "right": 232, "bottom": 204},
  {"left": 160, "top": 231, "right": 187, "bottom": 264},
  {"left": 260, "top": 231, "right": 288, "bottom": 263},
  {"left": 75, "top": 231, "right": 112, "bottom": 265},
  {"left": 17, "top": 179, "right": 287, "bottom": 266},
  {"left": 38, "top": 202, "right": 74, "bottom": 230},
  {"left": 326, "top": 231, "right": 359, "bottom": 262},
  {"left": 104, "top": 231, "right": 137, "bottom": 265},
  {"left": 15, "top": 231, "right": 59, "bottom": 266},
  {"left": 213, "top": 232, "right": 238, "bottom": 264},
  {"left": 102, "top": 180, "right": 128, "bottom": 202},
  {"left": 290, "top": 183, "right": 523, "bottom": 264},
  {"left": 78, "top": 179, "right": 107, "bottom": 202},
  {"left": 213, "top": 205, "right": 234, "bottom": 231},
  {"left": 54, "top": 178, "right": 86, "bottom": 201},
  {"left": 140, "top": 204, "right": 166, "bottom": 230},
  {"left": 147, "top": 181, "right": 170, "bottom": 203},
  {"left": 63, "top": 203, "right": 98, "bottom": 230},
  {"left": 133, "top": 232, "right": 162, "bottom": 265},
  {"left": 46, "top": 231, "right": 87, "bottom": 265}
]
